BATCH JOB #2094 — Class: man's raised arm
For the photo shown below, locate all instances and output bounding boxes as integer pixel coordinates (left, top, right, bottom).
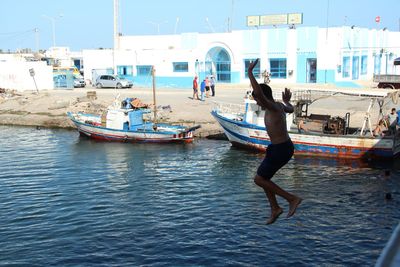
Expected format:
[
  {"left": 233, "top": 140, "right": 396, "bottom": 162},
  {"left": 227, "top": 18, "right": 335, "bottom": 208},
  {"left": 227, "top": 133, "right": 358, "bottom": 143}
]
[{"left": 248, "top": 59, "right": 275, "bottom": 110}]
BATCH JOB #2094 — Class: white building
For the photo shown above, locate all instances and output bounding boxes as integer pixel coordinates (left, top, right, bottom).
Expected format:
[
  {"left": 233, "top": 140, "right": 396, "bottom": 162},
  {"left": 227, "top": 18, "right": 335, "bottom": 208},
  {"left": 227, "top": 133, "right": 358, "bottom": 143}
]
[
  {"left": 0, "top": 53, "right": 53, "bottom": 91},
  {"left": 82, "top": 26, "right": 400, "bottom": 88}
]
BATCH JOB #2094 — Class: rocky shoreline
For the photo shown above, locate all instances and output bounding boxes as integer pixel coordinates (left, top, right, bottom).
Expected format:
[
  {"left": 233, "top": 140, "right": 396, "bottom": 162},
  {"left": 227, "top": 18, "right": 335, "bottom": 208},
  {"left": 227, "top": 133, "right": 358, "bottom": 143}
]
[{"left": 0, "top": 87, "right": 239, "bottom": 138}]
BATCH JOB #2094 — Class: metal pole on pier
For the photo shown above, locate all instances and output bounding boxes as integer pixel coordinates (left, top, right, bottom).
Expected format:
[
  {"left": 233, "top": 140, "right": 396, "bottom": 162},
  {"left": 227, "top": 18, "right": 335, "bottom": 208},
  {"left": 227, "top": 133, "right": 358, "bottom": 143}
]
[{"left": 152, "top": 66, "right": 157, "bottom": 127}]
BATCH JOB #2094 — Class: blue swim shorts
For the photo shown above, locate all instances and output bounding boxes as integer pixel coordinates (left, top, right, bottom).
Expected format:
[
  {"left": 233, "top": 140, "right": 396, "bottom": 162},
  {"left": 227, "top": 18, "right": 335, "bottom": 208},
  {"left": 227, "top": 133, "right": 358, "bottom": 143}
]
[{"left": 257, "top": 139, "right": 294, "bottom": 180}]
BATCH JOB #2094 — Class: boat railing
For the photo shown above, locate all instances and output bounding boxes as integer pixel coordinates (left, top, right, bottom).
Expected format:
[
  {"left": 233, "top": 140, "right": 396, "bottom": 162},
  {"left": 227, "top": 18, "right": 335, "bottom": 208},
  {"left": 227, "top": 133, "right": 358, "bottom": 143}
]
[
  {"left": 212, "top": 101, "right": 245, "bottom": 116},
  {"left": 271, "top": 90, "right": 313, "bottom": 104}
]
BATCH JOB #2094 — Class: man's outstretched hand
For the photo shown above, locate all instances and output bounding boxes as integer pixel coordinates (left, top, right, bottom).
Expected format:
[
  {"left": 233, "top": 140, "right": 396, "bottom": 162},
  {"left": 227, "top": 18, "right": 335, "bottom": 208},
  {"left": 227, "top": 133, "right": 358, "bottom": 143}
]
[{"left": 282, "top": 88, "right": 292, "bottom": 103}]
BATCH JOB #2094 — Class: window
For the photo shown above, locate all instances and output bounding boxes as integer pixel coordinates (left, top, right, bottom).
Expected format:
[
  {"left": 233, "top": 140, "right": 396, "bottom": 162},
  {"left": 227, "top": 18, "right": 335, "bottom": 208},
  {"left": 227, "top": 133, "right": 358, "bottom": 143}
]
[
  {"left": 270, "top": 58, "right": 287, "bottom": 78},
  {"left": 342, "top": 56, "right": 350, "bottom": 78},
  {"left": 173, "top": 62, "right": 188, "bottom": 72},
  {"left": 244, "top": 59, "right": 260, "bottom": 78},
  {"left": 136, "top": 65, "right": 152, "bottom": 76},
  {"left": 117, "top": 65, "right": 133, "bottom": 76},
  {"left": 216, "top": 61, "right": 231, "bottom": 82},
  {"left": 361, "top": 55, "right": 368, "bottom": 75}
]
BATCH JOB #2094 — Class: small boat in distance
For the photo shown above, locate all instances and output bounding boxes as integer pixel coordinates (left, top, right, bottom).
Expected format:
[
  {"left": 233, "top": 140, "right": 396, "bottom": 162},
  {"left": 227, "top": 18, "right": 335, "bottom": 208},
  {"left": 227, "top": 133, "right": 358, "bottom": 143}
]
[
  {"left": 68, "top": 66, "right": 200, "bottom": 143},
  {"left": 211, "top": 88, "right": 400, "bottom": 159}
]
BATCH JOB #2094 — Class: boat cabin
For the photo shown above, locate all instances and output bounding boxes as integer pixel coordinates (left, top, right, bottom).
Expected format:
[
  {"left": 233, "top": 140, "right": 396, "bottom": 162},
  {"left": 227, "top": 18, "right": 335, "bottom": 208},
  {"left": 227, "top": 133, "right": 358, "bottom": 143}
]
[{"left": 104, "top": 98, "right": 151, "bottom": 131}]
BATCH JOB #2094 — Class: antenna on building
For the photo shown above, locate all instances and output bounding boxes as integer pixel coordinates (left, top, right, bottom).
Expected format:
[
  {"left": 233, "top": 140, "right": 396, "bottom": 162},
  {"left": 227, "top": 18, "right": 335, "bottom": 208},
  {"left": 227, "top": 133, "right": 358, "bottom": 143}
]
[
  {"left": 174, "top": 17, "right": 180, "bottom": 34},
  {"left": 205, "top": 17, "right": 215, "bottom": 33}
]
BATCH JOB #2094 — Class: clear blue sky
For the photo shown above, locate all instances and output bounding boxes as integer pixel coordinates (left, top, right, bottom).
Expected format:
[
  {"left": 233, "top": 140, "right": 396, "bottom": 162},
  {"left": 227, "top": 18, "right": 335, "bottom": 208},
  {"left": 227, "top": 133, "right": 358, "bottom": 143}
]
[{"left": 1, "top": 0, "right": 399, "bottom": 52}]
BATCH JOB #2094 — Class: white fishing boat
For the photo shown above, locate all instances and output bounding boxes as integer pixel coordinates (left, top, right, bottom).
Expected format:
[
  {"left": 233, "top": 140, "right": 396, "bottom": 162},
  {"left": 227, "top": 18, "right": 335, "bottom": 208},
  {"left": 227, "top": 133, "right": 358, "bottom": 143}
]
[{"left": 211, "top": 88, "right": 400, "bottom": 159}]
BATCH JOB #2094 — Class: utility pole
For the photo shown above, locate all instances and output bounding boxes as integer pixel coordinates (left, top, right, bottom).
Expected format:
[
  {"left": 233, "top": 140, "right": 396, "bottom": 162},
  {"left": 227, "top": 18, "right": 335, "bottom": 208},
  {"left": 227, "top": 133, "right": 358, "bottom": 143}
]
[
  {"left": 113, "top": 0, "right": 120, "bottom": 50},
  {"left": 229, "top": 0, "right": 235, "bottom": 32},
  {"left": 42, "top": 14, "right": 62, "bottom": 47}
]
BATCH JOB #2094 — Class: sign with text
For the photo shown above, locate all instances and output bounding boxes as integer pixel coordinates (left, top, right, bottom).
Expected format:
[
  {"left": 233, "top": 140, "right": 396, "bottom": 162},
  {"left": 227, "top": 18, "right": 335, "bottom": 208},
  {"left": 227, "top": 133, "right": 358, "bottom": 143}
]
[
  {"left": 246, "top": 13, "right": 303, "bottom": 27},
  {"left": 288, "top": 13, "right": 303, "bottom": 25},
  {"left": 260, "top": 14, "right": 288, "bottom": 26},
  {"left": 246, "top": 15, "right": 260, "bottom": 27}
]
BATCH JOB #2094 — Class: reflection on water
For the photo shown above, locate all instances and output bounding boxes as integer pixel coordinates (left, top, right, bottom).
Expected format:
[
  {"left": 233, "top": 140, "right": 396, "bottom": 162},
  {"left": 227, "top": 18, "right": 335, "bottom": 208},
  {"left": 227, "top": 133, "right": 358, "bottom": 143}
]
[{"left": 0, "top": 126, "right": 399, "bottom": 266}]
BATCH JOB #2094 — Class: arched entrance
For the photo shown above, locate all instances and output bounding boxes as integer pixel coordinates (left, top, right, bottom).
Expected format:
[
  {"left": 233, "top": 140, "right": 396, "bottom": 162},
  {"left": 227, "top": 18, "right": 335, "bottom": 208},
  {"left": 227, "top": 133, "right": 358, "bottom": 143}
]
[{"left": 205, "top": 47, "right": 231, "bottom": 82}]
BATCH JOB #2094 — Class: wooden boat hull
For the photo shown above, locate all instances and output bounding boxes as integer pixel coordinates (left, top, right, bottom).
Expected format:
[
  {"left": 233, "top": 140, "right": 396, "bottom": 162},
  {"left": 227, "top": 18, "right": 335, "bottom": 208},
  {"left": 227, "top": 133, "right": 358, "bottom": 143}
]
[{"left": 211, "top": 110, "right": 400, "bottom": 159}]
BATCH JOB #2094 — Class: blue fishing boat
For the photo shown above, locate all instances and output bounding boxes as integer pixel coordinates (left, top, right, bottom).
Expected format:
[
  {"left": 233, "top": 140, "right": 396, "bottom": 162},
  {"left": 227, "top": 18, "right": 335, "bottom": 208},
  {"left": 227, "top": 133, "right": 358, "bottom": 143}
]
[{"left": 211, "top": 88, "right": 400, "bottom": 159}]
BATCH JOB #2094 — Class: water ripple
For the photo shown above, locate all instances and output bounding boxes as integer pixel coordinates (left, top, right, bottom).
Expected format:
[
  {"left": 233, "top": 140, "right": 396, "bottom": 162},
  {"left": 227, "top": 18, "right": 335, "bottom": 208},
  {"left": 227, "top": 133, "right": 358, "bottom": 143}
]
[{"left": 0, "top": 126, "right": 399, "bottom": 266}]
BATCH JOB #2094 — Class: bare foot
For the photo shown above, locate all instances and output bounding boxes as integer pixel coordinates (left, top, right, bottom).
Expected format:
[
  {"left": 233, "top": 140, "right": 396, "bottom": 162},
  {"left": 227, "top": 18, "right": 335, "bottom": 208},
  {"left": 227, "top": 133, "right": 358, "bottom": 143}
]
[
  {"left": 287, "top": 197, "right": 302, "bottom": 218},
  {"left": 267, "top": 208, "right": 283, "bottom": 225}
]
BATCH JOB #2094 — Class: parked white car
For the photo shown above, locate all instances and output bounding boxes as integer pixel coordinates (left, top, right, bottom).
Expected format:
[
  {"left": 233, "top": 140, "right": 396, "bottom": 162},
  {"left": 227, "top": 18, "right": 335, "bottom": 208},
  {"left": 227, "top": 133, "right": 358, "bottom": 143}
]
[
  {"left": 73, "top": 76, "right": 86, "bottom": 88},
  {"left": 95, "top": 75, "right": 133, "bottom": 89}
]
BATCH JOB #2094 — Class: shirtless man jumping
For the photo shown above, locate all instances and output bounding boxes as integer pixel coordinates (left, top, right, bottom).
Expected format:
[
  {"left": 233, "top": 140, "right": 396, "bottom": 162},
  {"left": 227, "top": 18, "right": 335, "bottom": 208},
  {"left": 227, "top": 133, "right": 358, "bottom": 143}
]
[{"left": 248, "top": 58, "right": 302, "bottom": 224}]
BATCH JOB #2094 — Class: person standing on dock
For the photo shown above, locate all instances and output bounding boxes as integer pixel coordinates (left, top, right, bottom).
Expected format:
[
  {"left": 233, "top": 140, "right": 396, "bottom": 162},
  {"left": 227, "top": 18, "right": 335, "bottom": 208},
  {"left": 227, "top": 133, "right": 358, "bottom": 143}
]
[
  {"left": 248, "top": 58, "right": 302, "bottom": 225},
  {"left": 210, "top": 75, "right": 216, "bottom": 97}
]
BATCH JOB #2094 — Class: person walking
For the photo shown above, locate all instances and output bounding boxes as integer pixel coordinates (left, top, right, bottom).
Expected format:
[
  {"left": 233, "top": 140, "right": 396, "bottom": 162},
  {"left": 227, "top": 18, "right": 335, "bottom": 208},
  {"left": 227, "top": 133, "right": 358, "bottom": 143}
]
[
  {"left": 192, "top": 76, "right": 199, "bottom": 100},
  {"left": 205, "top": 76, "right": 210, "bottom": 97},
  {"left": 210, "top": 75, "right": 216, "bottom": 96},
  {"left": 248, "top": 58, "right": 302, "bottom": 225},
  {"left": 200, "top": 79, "right": 206, "bottom": 101}
]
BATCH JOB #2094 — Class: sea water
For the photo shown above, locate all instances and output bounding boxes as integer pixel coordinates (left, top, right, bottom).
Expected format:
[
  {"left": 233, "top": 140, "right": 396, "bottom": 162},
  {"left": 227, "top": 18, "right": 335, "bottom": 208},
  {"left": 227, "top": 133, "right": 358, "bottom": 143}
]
[{"left": 0, "top": 125, "right": 399, "bottom": 266}]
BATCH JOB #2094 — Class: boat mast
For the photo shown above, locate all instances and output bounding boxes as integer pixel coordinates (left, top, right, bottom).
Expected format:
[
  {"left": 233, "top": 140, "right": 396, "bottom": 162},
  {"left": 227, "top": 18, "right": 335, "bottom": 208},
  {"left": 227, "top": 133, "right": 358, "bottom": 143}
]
[{"left": 152, "top": 66, "right": 157, "bottom": 126}]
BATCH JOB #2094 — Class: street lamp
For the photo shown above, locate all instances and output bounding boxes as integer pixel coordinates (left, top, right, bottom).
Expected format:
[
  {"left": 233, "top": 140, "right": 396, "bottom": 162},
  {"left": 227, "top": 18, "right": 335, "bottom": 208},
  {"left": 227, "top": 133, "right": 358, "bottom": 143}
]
[{"left": 42, "top": 14, "right": 63, "bottom": 47}]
